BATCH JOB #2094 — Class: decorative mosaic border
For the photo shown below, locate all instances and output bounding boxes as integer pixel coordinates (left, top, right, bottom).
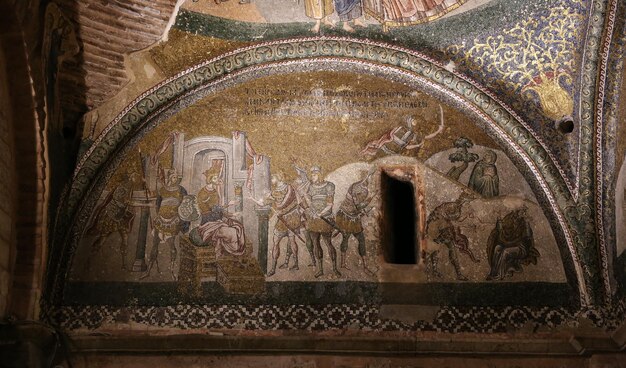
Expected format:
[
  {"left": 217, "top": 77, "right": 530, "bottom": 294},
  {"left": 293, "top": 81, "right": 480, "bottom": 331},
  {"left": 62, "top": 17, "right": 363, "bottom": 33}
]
[
  {"left": 47, "top": 37, "right": 593, "bottom": 310},
  {"left": 544, "top": 0, "right": 617, "bottom": 304},
  {"left": 590, "top": 0, "right": 620, "bottom": 302},
  {"left": 602, "top": 1, "right": 626, "bottom": 293},
  {"left": 47, "top": 298, "right": 625, "bottom": 333}
]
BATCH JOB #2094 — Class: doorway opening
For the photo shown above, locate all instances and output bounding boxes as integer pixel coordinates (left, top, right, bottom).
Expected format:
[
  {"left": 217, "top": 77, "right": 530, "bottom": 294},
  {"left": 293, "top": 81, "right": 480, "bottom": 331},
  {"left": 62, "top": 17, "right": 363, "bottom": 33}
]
[{"left": 380, "top": 171, "right": 418, "bottom": 264}]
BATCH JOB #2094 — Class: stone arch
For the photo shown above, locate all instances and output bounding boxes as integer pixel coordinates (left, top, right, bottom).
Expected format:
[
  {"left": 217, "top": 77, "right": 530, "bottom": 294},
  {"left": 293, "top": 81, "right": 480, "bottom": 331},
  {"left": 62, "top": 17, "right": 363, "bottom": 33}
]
[
  {"left": 45, "top": 37, "right": 588, "bottom": 307},
  {"left": 0, "top": 0, "right": 47, "bottom": 319}
]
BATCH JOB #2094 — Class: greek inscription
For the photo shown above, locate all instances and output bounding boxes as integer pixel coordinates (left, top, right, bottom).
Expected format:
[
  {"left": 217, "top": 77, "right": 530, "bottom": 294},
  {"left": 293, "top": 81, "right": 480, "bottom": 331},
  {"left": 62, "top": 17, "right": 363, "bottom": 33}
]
[{"left": 244, "top": 87, "right": 427, "bottom": 118}]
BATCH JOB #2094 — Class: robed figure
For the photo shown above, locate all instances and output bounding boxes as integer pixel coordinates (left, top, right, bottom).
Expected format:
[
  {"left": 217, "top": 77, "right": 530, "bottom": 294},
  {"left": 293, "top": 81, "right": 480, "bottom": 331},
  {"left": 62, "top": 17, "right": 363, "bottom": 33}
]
[
  {"left": 382, "top": 0, "right": 445, "bottom": 21},
  {"left": 305, "top": 0, "right": 335, "bottom": 33},
  {"left": 486, "top": 207, "right": 540, "bottom": 280},
  {"left": 334, "top": 0, "right": 365, "bottom": 31},
  {"left": 363, "top": 0, "right": 460, "bottom": 30},
  {"left": 468, "top": 150, "right": 499, "bottom": 198},
  {"left": 196, "top": 205, "right": 246, "bottom": 257}
]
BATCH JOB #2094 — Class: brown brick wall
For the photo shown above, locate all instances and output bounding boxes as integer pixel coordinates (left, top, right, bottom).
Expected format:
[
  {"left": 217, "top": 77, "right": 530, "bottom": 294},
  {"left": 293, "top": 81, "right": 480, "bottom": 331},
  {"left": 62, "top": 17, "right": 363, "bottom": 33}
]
[
  {"left": 54, "top": 0, "right": 177, "bottom": 112},
  {"left": 0, "top": 0, "right": 178, "bottom": 320}
]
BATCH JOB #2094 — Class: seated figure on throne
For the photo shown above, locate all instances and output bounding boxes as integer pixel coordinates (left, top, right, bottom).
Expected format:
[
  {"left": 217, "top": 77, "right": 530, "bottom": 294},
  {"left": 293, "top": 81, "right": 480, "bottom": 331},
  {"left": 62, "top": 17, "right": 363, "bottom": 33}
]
[
  {"left": 197, "top": 166, "right": 224, "bottom": 223},
  {"left": 188, "top": 164, "right": 246, "bottom": 257},
  {"left": 190, "top": 205, "right": 246, "bottom": 257}
]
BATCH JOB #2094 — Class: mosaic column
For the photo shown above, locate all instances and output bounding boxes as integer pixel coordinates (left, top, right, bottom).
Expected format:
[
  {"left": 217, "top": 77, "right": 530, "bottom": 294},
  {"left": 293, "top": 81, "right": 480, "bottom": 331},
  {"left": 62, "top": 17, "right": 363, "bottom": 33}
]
[
  {"left": 256, "top": 205, "right": 271, "bottom": 274},
  {"left": 131, "top": 195, "right": 153, "bottom": 272},
  {"left": 234, "top": 182, "right": 244, "bottom": 213},
  {"left": 131, "top": 154, "right": 156, "bottom": 272}
]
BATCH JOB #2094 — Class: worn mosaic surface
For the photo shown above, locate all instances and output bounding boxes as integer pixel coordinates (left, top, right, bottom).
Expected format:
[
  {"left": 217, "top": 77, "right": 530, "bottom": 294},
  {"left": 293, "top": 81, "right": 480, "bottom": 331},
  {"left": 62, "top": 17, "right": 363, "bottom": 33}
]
[
  {"left": 64, "top": 71, "right": 567, "bottom": 307},
  {"left": 44, "top": 0, "right": 626, "bottom": 333},
  {"left": 164, "top": 0, "right": 587, "bottom": 191}
]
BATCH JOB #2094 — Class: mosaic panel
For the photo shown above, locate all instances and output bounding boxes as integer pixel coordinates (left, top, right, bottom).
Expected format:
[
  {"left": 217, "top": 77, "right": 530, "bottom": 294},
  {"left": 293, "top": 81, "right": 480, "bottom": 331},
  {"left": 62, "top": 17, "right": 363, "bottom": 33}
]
[
  {"left": 28, "top": 0, "right": 625, "bottom": 343},
  {"left": 46, "top": 0, "right": 626, "bottom": 328},
  {"left": 55, "top": 68, "right": 577, "bottom": 316}
]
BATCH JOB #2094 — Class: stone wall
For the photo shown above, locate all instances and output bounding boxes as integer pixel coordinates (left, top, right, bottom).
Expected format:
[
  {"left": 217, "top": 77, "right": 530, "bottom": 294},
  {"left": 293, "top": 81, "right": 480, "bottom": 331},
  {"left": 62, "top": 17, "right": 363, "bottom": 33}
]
[
  {"left": 0, "top": 38, "right": 16, "bottom": 318},
  {"left": 0, "top": 0, "right": 47, "bottom": 320},
  {"left": 62, "top": 353, "right": 626, "bottom": 368}
]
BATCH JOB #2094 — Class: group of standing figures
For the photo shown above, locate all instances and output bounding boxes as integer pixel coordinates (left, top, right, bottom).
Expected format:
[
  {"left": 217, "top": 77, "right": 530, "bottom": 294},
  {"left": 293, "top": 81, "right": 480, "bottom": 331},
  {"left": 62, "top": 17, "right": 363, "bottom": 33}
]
[
  {"left": 262, "top": 167, "right": 377, "bottom": 278},
  {"left": 306, "top": 0, "right": 455, "bottom": 33},
  {"left": 83, "top": 162, "right": 248, "bottom": 280},
  {"left": 84, "top": 160, "right": 540, "bottom": 282},
  {"left": 209, "top": 0, "right": 457, "bottom": 33}
]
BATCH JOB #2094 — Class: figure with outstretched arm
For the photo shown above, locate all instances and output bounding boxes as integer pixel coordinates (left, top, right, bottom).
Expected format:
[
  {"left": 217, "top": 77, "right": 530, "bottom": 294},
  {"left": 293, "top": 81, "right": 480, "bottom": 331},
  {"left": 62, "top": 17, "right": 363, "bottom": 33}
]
[
  {"left": 142, "top": 168, "right": 189, "bottom": 280},
  {"left": 360, "top": 104, "right": 445, "bottom": 158},
  {"left": 425, "top": 192, "right": 479, "bottom": 281},
  {"left": 336, "top": 170, "right": 377, "bottom": 276},
  {"left": 256, "top": 172, "right": 305, "bottom": 276},
  {"left": 83, "top": 171, "right": 137, "bottom": 272}
]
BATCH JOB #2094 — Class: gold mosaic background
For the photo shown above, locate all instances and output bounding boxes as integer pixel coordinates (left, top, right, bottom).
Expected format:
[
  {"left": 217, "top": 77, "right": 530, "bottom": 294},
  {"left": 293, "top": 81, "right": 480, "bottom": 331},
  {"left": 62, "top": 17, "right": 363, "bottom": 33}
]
[{"left": 113, "top": 71, "right": 500, "bottom": 183}]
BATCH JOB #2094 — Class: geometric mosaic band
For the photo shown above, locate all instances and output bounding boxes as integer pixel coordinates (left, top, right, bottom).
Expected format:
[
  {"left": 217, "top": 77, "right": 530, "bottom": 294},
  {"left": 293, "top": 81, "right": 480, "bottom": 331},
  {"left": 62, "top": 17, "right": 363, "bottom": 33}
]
[{"left": 47, "top": 300, "right": 626, "bottom": 334}]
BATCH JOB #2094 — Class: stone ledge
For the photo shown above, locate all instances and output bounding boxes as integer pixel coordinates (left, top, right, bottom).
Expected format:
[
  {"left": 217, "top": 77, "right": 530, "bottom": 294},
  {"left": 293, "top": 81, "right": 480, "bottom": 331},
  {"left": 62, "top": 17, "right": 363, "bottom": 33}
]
[{"left": 65, "top": 332, "right": 624, "bottom": 356}]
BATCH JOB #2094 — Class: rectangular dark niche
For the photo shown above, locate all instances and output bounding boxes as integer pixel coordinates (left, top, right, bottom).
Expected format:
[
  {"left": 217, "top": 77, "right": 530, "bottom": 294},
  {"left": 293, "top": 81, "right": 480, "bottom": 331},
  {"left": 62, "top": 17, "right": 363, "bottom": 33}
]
[{"left": 380, "top": 171, "right": 418, "bottom": 265}]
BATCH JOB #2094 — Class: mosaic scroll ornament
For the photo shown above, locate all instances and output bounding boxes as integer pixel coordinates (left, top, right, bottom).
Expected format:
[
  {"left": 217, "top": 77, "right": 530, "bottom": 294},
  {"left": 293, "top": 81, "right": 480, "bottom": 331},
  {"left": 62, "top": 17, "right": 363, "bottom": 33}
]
[
  {"left": 445, "top": 0, "right": 585, "bottom": 195},
  {"left": 445, "top": 2, "right": 583, "bottom": 125}
]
